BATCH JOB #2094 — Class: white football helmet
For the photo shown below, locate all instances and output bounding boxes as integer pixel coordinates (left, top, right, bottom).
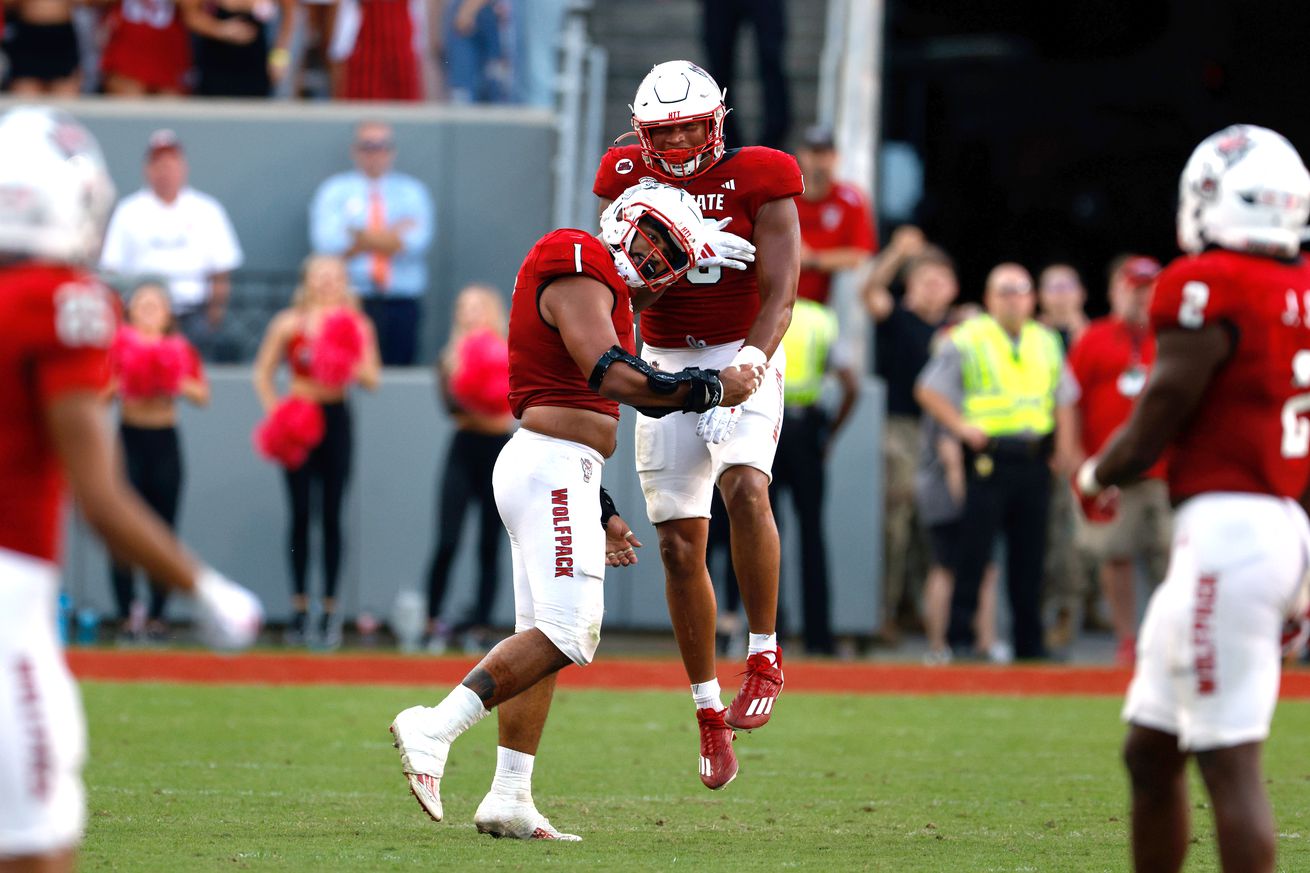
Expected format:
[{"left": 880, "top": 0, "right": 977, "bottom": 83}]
[
  {"left": 600, "top": 177, "right": 705, "bottom": 291},
  {"left": 0, "top": 106, "right": 115, "bottom": 265},
  {"left": 1177, "top": 124, "right": 1310, "bottom": 259},
  {"left": 629, "top": 60, "right": 728, "bottom": 180}
]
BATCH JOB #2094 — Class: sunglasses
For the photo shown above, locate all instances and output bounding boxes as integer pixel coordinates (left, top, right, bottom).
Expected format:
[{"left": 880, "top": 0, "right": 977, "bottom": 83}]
[{"left": 355, "top": 139, "right": 394, "bottom": 152}]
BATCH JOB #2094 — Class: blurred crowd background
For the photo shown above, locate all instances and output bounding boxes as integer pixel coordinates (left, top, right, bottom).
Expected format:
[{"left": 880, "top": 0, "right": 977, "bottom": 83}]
[{"left": 18, "top": 0, "right": 1310, "bottom": 664}]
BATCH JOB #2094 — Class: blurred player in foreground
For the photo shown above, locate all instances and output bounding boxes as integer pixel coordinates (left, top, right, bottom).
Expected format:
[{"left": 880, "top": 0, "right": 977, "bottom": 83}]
[
  {"left": 0, "top": 107, "right": 262, "bottom": 873},
  {"left": 390, "top": 179, "right": 761, "bottom": 840},
  {"left": 1074, "top": 125, "right": 1310, "bottom": 873},
  {"left": 594, "top": 60, "right": 802, "bottom": 790}
]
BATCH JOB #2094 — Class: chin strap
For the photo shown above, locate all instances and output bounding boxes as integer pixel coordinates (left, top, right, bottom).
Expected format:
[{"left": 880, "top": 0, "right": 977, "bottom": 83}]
[{"left": 588, "top": 345, "right": 724, "bottom": 417}]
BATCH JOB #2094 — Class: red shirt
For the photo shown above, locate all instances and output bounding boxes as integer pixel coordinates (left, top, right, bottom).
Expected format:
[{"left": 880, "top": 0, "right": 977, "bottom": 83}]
[
  {"left": 1068, "top": 315, "right": 1164, "bottom": 478},
  {"left": 593, "top": 145, "right": 804, "bottom": 349},
  {"left": 795, "top": 181, "right": 877, "bottom": 304},
  {"left": 0, "top": 263, "right": 116, "bottom": 562},
  {"left": 1149, "top": 249, "right": 1310, "bottom": 503},
  {"left": 507, "top": 229, "right": 635, "bottom": 419}
]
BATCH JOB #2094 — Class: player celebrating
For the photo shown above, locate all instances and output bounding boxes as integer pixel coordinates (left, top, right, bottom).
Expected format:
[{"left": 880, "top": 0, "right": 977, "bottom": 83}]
[
  {"left": 0, "top": 106, "right": 262, "bottom": 873},
  {"left": 593, "top": 60, "right": 803, "bottom": 790},
  {"left": 1074, "top": 125, "right": 1310, "bottom": 873},
  {"left": 390, "top": 179, "right": 762, "bottom": 840}
]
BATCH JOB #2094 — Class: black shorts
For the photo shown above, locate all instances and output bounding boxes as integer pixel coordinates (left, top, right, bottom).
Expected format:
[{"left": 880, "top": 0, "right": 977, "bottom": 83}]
[
  {"left": 4, "top": 20, "right": 80, "bottom": 82},
  {"left": 927, "top": 519, "right": 962, "bottom": 573}
]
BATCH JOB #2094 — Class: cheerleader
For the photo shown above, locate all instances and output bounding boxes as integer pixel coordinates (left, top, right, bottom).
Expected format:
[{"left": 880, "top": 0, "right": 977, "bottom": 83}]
[
  {"left": 108, "top": 281, "right": 209, "bottom": 642},
  {"left": 252, "top": 254, "right": 380, "bottom": 647}
]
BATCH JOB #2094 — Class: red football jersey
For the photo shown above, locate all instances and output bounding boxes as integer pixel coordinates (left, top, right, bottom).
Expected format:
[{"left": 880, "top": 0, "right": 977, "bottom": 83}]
[
  {"left": 795, "top": 181, "right": 878, "bottom": 304},
  {"left": 0, "top": 263, "right": 117, "bottom": 562},
  {"left": 1149, "top": 249, "right": 1310, "bottom": 503},
  {"left": 593, "top": 145, "right": 804, "bottom": 349},
  {"left": 507, "top": 229, "right": 635, "bottom": 419},
  {"left": 1068, "top": 315, "right": 1165, "bottom": 478}
]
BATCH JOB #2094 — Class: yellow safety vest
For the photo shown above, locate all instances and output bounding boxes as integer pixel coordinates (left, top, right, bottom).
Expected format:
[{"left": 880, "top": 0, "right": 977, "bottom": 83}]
[
  {"left": 781, "top": 298, "right": 839, "bottom": 406},
  {"left": 951, "top": 314, "right": 1063, "bottom": 436}
]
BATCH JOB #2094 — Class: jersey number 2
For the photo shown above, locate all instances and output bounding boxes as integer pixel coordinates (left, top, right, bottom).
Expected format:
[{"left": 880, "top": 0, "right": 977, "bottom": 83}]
[{"left": 1281, "top": 350, "right": 1310, "bottom": 458}]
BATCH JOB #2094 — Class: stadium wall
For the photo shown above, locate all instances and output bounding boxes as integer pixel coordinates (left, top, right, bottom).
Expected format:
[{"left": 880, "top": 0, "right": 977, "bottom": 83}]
[{"left": 62, "top": 371, "right": 884, "bottom": 637}]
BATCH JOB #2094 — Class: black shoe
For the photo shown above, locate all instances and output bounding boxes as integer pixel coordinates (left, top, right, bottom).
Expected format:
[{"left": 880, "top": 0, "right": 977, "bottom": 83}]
[{"left": 284, "top": 611, "right": 309, "bottom": 646}]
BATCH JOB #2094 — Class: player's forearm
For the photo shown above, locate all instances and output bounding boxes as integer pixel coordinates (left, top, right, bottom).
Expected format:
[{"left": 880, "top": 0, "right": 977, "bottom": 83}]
[{"left": 744, "top": 297, "right": 793, "bottom": 359}]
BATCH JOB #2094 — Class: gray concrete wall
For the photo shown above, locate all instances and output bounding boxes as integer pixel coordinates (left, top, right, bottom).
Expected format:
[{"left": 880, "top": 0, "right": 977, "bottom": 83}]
[
  {"left": 20, "top": 99, "right": 558, "bottom": 362},
  {"left": 62, "top": 370, "right": 884, "bottom": 636}
]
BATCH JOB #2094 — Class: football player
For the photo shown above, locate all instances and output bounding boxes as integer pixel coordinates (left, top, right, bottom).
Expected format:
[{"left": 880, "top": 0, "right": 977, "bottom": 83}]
[
  {"left": 0, "top": 107, "right": 262, "bottom": 873},
  {"left": 390, "top": 180, "right": 762, "bottom": 840},
  {"left": 593, "top": 59, "right": 803, "bottom": 790},
  {"left": 1074, "top": 125, "right": 1310, "bottom": 873}
]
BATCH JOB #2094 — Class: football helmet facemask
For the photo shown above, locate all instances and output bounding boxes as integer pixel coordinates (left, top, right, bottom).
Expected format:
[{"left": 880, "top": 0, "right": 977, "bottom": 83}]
[
  {"left": 600, "top": 178, "right": 704, "bottom": 292},
  {"left": 628, "top": 60, "right": 728, "bottom": 180},
  {"left": 1177, "top": 124, "right": 1310, "bottom": 259}
]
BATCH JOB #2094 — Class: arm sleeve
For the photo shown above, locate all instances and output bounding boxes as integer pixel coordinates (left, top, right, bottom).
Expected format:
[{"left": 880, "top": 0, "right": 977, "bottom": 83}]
[
  {"left": 535, "top": 233, "right": 621, "bottom": 292},
  {"left": 592, "top": 148, "right": 632, "bottom": 201},
  {"left": 98, "top": 204, "right": 130, "bottom": 274},
  {"left": 843, "top": 189, "right": 878, "bottom": 253},
  {"left": 1055, "top": 361, "right": 1081, "bottom": 407},
  {"left": 33, "top": 283, "right": 116, "bottom": 402},
  {"left": 751, "top": 149, "right": 805, "bottom": 213},
  {"left": 309, "top": 177, "right": 353, "bottom": 255},
  {"left": 1150, "top": 256, "right": 1236, "bottom": 333},
  {"left": 208, "top": 201, "right": 244, "bottom": 273},
  {"left": 398, "top": 178, "right": 435, "bottom": 255},
  {"left": 915, "top": 339, "right": 964, "bottom": 408}
]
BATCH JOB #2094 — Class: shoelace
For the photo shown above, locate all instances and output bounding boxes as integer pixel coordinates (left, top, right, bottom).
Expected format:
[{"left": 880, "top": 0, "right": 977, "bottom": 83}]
[
  {"left": 737, "top": 653, "right": 782, "bottom": 685},
  {"left": 699, "top": 711, "right": 733, "bottom": 754}
]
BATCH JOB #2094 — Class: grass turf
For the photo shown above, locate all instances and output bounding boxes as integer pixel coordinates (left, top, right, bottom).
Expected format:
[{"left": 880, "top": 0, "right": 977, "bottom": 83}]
[{"left": 78, "top": 682, "right": 1310, "bottom": 872}]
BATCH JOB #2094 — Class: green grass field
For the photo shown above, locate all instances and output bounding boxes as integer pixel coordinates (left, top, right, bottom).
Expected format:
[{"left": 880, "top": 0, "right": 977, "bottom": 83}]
[{"left": 78, "top": 682, "right": 1310, "bottom": 872}]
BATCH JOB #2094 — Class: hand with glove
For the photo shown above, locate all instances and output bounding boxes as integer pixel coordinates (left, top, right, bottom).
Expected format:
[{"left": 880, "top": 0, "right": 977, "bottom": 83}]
[
  {"left": 696, "top": 217, "right": 756, "bottom": 272},
  {"left": 193, "top": 568, "right": 264, "bottom": 650},
  {"left": 697, "top": 404, "right": 741, "bottom": 445}
]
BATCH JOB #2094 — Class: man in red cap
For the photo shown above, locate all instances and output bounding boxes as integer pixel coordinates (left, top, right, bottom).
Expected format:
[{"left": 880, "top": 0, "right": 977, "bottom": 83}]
[{"left": 1066, "top": 254, "right": 1172, "bottom": 664}]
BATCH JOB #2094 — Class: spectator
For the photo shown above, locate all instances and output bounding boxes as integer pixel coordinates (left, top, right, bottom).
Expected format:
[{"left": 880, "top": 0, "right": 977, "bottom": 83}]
[
  {"left": 309, "top": 120, "right": 434, "bottom": 365},
  {"left": 1068, "top": 254, "right": 1171, "bottom": 664},
  {"left": 107, "top": 281, "right": 210, "bottom": 643},
  {"left": 180, "top": 0, "right": 295, "bottom": 97},
  {"left": 100, "top": 129, "right": 244, "bottom": 361},
  {"left": 252, "top": 254, "right": 381, "bottom": 647},
  {"left": 509, "top": 0, "right": 567, "bottom": 107},
  {"left": 794, "top": 124, "right": 878, "bottom": 305},
  {"left": 864, "top": 235, "right": 955, "bottom": 646},
  {"left": 99, "top": 0, "right": 192, "bottom": 95},
  {"left": 332, "top": 0, "right": 423, "bottom": 100},
  {"left": 424, "top": 284, "right": 514, "bottom": 653},
  {"left": 770, "top": 297, "right": 859, "bottom": 655},
  {"left": 915, "top": 263, "right": 1080, "bottom": 660},
  {"left": 1036, "top": 262, "right": 1092, "bottom": 653},
  {"left": 2, "top": 0, "right": 82, "bottom": 96},
  {"left": 444, "top": 0, "right": 510, "bottom": 103},
  {"left": 699, "top": 0, "right": 789, "bottom": 149}
]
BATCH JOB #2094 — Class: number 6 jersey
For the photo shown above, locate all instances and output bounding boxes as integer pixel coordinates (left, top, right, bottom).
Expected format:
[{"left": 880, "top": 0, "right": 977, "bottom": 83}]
[
  {"left": 1149, "top": 248, "right": 1310, "bottom": 502},
  {"left": 593, "top": 145, "right": 803, "bottom": 349}
]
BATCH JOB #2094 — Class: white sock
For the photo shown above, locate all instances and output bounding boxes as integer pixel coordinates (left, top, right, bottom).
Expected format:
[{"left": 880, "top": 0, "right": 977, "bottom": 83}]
[
  {"left": 429, "top": 684, "right": 489, "bottom": 745},
  {"left": 691, "top": 678, "right": 725, "bottom": 712},
  {"left": 490, "top": 746, "right": 535, "bottom": 798},
  {"left": 748, "top": 633, "right": 778, "bottom": 659}
]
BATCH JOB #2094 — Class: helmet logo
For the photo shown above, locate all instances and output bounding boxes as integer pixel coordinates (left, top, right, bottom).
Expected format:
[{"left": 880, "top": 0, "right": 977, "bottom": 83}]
[
  {"left": 616, "top": 158, "right": 634, "bottom": 175},
  {"left": 1214, "top": 130, "right": 1254, "bottom": 167}
]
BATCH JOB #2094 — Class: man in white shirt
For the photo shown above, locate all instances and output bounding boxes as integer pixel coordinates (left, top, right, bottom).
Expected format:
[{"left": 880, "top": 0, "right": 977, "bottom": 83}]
[{"left": 100, "top": 129, "right": 244, "bottom": 360}]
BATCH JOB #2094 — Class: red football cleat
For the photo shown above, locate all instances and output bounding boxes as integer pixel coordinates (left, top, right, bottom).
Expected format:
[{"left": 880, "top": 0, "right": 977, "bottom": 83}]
[
  {"left": 725, "top": 648, "right": 784, "bottom": 731},
  {"left": 697, "top": 707, "right": 738, "bottom": 791}
]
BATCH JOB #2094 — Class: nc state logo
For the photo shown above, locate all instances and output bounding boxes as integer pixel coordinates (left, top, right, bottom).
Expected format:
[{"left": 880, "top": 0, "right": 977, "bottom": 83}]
[{"left": 580, "top": 458, "right": 593, "bottom": 483}]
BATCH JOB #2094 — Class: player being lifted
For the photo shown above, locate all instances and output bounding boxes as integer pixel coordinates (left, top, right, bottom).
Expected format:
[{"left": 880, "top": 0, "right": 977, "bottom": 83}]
[
  {"left": 594, "top": 60, "right": 803, "bottom": 790},
  {"left": 390, "top": 179, "right": 762, "bottom": 840},
  {"left": 1074, "top": 125, "right": 1310, "bottom": 873},
  {"left": 0, "top": 107, "right": 262, "bottom": 873}
]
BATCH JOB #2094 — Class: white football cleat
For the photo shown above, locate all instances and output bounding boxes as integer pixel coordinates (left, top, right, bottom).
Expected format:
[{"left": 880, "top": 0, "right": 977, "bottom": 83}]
[
  {"left": 474, "top": 791, "right": 582, "bottom": 841},
  {"left": 389, "top": 706, "right": 451, "bottom": 822}
]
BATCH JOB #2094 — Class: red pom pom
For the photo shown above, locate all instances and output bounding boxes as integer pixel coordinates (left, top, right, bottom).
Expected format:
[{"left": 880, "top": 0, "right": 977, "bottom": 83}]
[
  {"left": 114, "top": 327, "right": 158, "bottom": 400},
  {"left": 253, "top": 397, "right": 326, "bottom": 470},
  {"left": 450, "top": 329, "right": 511, "bottom": 416},
  {"left": 152, "top": 336, "right": 190, "bottom": 396},
  {"left": 311, "top": 309, "right": 365, "bottom": 389}
]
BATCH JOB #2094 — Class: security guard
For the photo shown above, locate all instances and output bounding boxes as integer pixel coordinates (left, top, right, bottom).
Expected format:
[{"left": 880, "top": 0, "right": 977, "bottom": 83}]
[
  {"left": 770, "top": 297, "right": 859, "bottom": 655},
  {"left": 914, "top": 263, "right": 1080, "bottom": 659}
]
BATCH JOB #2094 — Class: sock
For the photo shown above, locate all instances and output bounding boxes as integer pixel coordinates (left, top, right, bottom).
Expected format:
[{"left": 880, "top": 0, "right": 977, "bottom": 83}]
[
  {"left": 748, "top": 633, "right": 778, "bottom": 659},
  {"left": 428, "top": 684, "right": 489, "bottom": 745},
  {"left": 691, "top": 678, "right": 725, "bottom": 712},
  {"left": 490, "top": 746, "right": 535, "bottom": 798}
]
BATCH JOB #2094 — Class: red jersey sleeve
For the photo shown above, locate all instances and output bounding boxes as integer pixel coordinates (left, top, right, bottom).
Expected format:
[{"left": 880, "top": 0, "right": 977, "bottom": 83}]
[
  {"left": 743, "top": 148, "right": 805, "bottom": 214},
  {"left": 184, "top": 340, "right": 205, "bottom": 382},
  {"left": 32, "top": 277, "right": 117, "bottom": 404},
  {"left": 531, "top": 230, "right": 621, "bottom": 296},
  {"left": 1150, "top": 254, "right": 1239, "bottom": 334},
  {"left": 837, "top": 184, "right": 878, "bottom": 252},
  {"left": 593, "top": 146, "right": 644, "bottom": 202}
]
